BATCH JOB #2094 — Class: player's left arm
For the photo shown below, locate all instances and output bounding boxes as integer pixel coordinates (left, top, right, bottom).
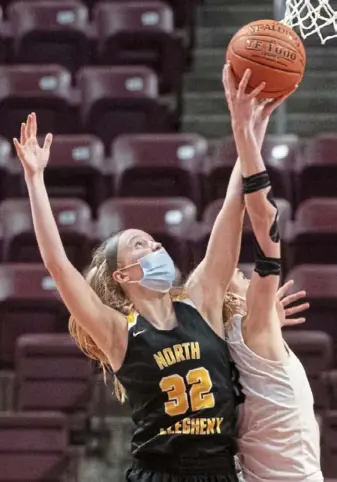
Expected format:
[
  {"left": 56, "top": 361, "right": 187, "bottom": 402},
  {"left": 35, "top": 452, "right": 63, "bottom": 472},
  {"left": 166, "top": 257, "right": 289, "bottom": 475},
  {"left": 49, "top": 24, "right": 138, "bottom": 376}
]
[
  {"left": 225, "top": 65, "right": 296, "bottom": 360},
  {"left": 186, "top": 66, "right": 289, "bottom": 337}
]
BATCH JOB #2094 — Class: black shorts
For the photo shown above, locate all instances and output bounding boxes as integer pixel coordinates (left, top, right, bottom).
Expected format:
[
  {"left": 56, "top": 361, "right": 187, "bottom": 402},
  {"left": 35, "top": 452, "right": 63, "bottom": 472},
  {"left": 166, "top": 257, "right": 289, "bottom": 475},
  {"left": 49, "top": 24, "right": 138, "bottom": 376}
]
[{"left": 125, "top": 454, "right": 239, "bottom": 482}]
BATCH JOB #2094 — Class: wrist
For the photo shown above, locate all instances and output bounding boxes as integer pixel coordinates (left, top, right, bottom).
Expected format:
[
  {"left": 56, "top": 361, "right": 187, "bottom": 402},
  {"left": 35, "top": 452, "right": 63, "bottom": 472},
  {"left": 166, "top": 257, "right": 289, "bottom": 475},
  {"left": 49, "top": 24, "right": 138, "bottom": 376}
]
[
  {"left": 25, "top": 170, "right": 45, "bottom": 187},
  {"left": 232, "top": 121, "right": 254, "bottom": 139}
]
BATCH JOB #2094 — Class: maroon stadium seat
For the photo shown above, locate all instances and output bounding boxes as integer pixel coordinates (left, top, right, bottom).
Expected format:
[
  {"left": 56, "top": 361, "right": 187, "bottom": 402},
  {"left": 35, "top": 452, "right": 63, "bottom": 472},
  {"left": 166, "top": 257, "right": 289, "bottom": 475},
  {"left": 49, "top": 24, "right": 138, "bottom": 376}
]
[
  {"left": 187, "top": 198, "right": 291, "bottom": 267},
  {"left": 0, "top": 7, "right": 5, "bottom": 62},
  {"left": 41, "top": 135, "right": 106, "bottom": 216},
  {"left": 0, "top": 264, "right": 67, "bottom": 368},
  {"left": 78, "top": 66, "right": 171, "bottom": 149},
  {"left": 322, "top": 410, "right": 337, "bottom": 478},
  {"left": 285, "top": 265, "right": 337, "bottom": 346},
  {"left": 86, "top": 0, "right": 196, "bottom": 31},
  {"left": 97, "top": 197, "right": 197, "bottom": 273},
  {"left": 284, "top": 198, "right": 337, "bottom": 270},
  {"left": 16, "top": 333, "right": 94, "bottom": 443},
  {"left": 0, "top": 198, "right": 92, "bottom": 269},
  {"left": 94, "top": 2, "right": 185, "bottom": 94},
  {"left": 8, "top": 1, "right": 90, "bottom": 74},
  {"left": 0, "top": 411, "right": 79, "bottom": 481},
  {"left": 110, "top": 133, "right": 206, "bottom": 208},
  {"left": 295, "top": 133, "right": 337, "bottom": 206},
  {"left": 207, "top": 134, "right": 298, "bottom": 204},
  {"left": 325, "top": 371, "right": 337, "bottom": 410},
  {"left": 283, "top": 330, "right": 333, "bottom": 411},
  {"left": 0, "top": 136, "right": 19, "bottom": 202},
  {"left": 0, "top": 65, "right": 73, "bottom": 140}
]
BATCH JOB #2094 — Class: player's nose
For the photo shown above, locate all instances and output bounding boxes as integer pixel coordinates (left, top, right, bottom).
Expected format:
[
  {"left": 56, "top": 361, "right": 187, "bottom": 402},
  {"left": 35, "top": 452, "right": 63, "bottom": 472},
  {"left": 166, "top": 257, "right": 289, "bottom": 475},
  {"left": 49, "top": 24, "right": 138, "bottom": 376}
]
[{"left": 151, "top": 241, "right": 162, "bottom": 252}]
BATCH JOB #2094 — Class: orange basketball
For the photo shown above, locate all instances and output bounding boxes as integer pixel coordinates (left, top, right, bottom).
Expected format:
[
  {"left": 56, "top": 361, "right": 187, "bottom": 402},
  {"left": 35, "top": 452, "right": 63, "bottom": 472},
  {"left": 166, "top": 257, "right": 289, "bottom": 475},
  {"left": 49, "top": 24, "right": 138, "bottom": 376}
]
[{"left": 226, "top": 19, "right": 306, "bottom": 99}]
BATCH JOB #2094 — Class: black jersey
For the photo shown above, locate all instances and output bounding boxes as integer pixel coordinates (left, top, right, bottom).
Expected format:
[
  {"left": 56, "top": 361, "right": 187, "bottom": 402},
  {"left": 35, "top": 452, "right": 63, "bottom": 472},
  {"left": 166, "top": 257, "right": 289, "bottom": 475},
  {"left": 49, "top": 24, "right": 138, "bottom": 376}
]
[{"left": 115, "top": 299, "right": 238, "bottom": 465}]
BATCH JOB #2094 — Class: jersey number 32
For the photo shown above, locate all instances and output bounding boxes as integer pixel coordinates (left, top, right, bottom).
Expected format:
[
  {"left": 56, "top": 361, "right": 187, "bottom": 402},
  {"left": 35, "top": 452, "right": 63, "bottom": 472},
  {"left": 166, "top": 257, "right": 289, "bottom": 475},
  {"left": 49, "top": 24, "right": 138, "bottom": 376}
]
[{"left": 159, "top": 367, "right": 215, "bottom": 417}]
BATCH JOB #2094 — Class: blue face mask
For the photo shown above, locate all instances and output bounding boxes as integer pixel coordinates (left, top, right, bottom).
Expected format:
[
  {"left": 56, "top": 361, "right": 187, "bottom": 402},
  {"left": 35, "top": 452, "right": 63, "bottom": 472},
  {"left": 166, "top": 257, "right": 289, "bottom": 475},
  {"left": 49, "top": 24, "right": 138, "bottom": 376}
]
[{"left": 135, "top": 248, "right": 176, "bottom": 293}]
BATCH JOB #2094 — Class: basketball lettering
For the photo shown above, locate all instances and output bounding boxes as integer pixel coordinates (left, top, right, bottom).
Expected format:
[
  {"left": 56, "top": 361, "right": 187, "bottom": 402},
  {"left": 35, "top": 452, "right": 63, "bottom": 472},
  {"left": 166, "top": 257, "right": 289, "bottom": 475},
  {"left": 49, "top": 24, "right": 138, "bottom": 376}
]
[{"left": 226, "top": 19, "right": 306, "bottom": 99}]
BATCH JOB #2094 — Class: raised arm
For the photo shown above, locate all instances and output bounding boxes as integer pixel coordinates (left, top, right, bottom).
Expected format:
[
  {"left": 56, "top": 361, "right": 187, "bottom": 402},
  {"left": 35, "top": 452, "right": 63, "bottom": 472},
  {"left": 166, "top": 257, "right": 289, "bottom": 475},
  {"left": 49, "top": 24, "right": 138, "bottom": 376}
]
[
  {"left": 224, "top": 65, "right": 296, "bottom": 360},
  {"left": 187, "top": 68, "right": 286, "bottom": 338},
  {"left": 13, "top": 113, "right": 127, "bottom": 371}
]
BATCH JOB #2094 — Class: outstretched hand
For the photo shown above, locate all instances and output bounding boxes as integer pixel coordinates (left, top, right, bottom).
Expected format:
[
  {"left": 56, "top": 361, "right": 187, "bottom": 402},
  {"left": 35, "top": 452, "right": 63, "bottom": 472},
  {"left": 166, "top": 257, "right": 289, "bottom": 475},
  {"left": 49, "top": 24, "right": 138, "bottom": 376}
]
[
  {"left": 276, "top": 280, "right": 310, "bottom": 327},
  {"left": 222, "top": 62, "right": 298, "bottom": 129},
  {"left": 223, "top": 64, "right": 266, "bottom": 128},
  {"left": 13, "top": 112, "right": 53, "bottom": 179}
]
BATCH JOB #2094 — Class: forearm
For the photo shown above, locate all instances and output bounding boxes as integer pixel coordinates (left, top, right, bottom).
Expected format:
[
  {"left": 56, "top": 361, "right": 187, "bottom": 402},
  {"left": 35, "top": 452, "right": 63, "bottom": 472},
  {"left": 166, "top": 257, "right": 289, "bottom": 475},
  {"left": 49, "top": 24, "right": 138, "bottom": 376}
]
[
  {"left": 232, "top": 123, "right": 274, "bottom": 226},
  {"left": 233, "top": 124, "right": 265, "bottom": 177},
  {"left": 26, "top": 173, "right": 68, "bottom": 270},
  {"left": 254, "top": 118, "right": 269, "bottom": 150},
  {"left": 229, "top": 118, "right": 268, "bottom": 195}
]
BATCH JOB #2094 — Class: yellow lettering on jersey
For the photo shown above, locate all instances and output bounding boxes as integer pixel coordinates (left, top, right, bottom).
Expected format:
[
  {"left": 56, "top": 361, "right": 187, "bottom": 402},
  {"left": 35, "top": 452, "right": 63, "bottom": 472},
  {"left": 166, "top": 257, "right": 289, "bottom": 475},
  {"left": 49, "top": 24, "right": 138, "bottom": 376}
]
[
  {"left": 159, "top": 417, "right": 223, "bottom": 436},
  {"left": 163, "top": 348, "right": 176, "bottom": 365},
  {"left": 153, "top": 352, "right": 168, "bottom": 370},
  {"left": 215, "top": 417, "right": 224, "bottom": 434},
  {"left": 153, "top": 342, "right": 200, "bottom": 370}
]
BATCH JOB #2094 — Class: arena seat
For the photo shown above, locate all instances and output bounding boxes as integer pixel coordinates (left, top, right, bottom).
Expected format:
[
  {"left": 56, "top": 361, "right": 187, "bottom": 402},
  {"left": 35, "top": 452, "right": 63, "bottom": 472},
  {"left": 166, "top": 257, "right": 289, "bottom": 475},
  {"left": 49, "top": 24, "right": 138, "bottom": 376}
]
[
  {"left": 0, "top": 136, "right": 17, "bottom": 202},
  {"left": 324, "top": 371, "right": 337, "bottom": 410},
  {"left": 101, "top": 0, "right": 197, "bottom": 31},
  {"left": 0, "top": 411, "right": 80, "bottom": 481},
  {"left": 8, "top": 0, "right": 90, "bottom": 74},
  {"left": 97, "top": 197, "right": 197, "bottom": 273},
  {"left": 283, "top": 330, "right": 333, "bottom": 411},
  {"left": 206, "top": 134, "right": 298, "bottom": 205},
  {"left": 16, "top": 333, "right": 94, "bottom": 443},
  {"left": 285, "top": 265, "right": 337, "bottom": 345},
  {"left": 0, "top": 198, "right": 92, "bottom": 269},
  {"left": 94, "top": 2, "right": 185, "bottom": 95},
  {"left": 110, "top": 133, "right": 206, "bottom": 208},
  {"left": 284, "top": 198, "right": 337, "bottom": 271},
  {"left": 78, "top": 66, "right": 172, "bottom": 149},
  {"left": 295, "top": 133, "right": 337, "bottom": 206},
  {"left": 0, "top": 264, "right": 67, "bottom": 369},
  {"left": 322, "top": 410, "right": 337, "bottom": 478},
  {"left": 42, "top": 134, "right": 106, "bottom": 217},
  {"left": 0, "top": 65, "right": 73, "bottom": 140},
  {"left": 187, "top": 198, "right": 292, "bottom": 267}
]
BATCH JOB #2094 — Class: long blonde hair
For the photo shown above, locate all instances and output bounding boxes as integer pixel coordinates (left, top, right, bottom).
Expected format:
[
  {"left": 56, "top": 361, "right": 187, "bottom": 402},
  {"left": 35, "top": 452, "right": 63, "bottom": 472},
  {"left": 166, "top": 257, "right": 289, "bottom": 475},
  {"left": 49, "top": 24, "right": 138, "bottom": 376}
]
[
  {"left": 69, "top": 243, "right": 245, "bottom": 403},
  {"left": 69, "top": 241, "right": 133, "bottom": 403}
]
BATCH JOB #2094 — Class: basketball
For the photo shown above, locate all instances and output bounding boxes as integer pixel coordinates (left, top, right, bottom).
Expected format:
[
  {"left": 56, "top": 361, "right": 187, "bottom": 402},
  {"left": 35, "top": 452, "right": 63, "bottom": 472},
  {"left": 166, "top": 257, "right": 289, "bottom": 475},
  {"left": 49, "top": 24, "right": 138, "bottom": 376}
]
[{"left": 226, "top": 19, "right": 306, "bottom": 99}]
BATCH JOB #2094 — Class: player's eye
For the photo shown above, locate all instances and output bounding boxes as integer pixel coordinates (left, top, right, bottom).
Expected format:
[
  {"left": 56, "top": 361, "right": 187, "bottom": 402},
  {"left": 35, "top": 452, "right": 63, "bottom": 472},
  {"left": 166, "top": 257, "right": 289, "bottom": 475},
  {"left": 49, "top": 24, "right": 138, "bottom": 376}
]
[{"left": 135, "top": 240, "right": 145, "bottom": 248}]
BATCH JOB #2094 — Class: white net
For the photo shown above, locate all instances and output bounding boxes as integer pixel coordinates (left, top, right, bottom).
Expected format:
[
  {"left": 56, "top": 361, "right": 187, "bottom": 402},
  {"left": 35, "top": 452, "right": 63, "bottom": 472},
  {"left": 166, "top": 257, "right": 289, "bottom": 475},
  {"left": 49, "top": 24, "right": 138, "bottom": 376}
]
[{"left": 282, "top": 0, "right": 337, "bottom": 44}]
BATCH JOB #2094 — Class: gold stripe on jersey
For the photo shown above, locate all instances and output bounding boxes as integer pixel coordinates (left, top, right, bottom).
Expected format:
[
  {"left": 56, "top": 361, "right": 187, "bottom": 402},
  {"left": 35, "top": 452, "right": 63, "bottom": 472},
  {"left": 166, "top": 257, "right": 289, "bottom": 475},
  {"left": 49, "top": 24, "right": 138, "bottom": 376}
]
[{"left": 159, "top": 417, "right": 224, "bottom": 436}]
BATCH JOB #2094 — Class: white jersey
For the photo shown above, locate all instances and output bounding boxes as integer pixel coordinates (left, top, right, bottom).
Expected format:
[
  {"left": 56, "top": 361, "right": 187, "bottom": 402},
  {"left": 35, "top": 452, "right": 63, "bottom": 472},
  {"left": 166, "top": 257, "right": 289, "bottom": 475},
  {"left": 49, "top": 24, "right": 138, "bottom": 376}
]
[{"left": 227, "top": 314, "right": 323, "bottom": 482}]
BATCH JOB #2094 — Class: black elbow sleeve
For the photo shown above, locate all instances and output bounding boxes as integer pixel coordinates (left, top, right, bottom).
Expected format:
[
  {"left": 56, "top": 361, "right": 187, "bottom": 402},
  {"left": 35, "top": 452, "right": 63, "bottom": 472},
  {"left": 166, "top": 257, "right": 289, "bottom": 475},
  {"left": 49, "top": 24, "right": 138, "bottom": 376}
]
[
  {"left": 243, "top": 171, "right": 281, "bottom": 278},
  {"left": 242, "top": 170, "right": 271, "bottom": 195}
]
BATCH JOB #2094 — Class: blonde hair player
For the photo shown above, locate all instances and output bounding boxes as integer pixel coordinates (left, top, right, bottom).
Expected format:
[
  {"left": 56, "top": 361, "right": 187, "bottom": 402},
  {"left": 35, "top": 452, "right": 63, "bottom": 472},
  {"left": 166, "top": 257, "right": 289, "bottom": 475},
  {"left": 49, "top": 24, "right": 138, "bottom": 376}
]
[
  {"left": 12, "top": 107, "right": 278, "bottom": 482},
  {"left": 13, "top": 88, "right": 292, "bottom": 481},
  {"left": 223, "top": 64, "right": 323, "bottom": 482}
]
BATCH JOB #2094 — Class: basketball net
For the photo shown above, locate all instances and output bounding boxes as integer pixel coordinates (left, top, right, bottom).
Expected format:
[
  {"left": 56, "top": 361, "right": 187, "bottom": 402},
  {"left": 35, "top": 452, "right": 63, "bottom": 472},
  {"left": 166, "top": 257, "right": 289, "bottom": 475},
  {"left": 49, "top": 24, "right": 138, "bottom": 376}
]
[{"left": 282, "top": 0, "right": 337, "bottom": 44}]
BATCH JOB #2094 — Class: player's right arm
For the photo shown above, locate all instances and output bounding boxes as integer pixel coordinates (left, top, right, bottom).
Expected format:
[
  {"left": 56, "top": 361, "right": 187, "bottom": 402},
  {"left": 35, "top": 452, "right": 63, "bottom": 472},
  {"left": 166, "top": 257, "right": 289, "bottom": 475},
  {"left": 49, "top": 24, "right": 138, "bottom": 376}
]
[
  {"left": 225, "top": 66, "right": 295, "bottom": 361},
  {"left": 13, "top": 113, "right": 128, "bottom": 371}
]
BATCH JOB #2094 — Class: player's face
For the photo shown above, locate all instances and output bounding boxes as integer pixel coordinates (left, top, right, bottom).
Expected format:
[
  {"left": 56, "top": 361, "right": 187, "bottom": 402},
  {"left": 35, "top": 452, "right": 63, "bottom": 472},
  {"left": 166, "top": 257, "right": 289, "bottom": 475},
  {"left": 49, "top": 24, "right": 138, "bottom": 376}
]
[
  {"left": 116, "top": 229, "right": 162, "bottom": 282},
  {"left": 229, "top": 268, "right": 250, "bottom": 298}
]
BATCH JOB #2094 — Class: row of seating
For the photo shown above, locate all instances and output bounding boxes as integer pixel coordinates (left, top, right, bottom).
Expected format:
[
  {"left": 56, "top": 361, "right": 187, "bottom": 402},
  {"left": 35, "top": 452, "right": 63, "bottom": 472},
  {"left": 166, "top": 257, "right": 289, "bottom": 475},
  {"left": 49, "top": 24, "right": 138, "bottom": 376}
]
[
  {"left": 0, "top": 65, "right": 177, "bottom": 148},
  {"left": 2, "top": 132, "right": 337, "bottom": 212},
  {"left": 0, "top": 263, "right": 336, "bottom": 369},
  {"left": 0, "top": 411, "right": 83, "bottom": 481},
  {"left": 0, "top": 0, "right": 196, "bottom": 31},
  {"left": 1, "top": 197, "right": 337, "bottom": 272},
  {"left": 0, "top": 2, "right": 188, "bottom": 92},
  {"left": 0, "top": 410, "right": 335, "bottom": 481},
  {"left": 0, "top": 328, "right": 337, "bottom": 479}
]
